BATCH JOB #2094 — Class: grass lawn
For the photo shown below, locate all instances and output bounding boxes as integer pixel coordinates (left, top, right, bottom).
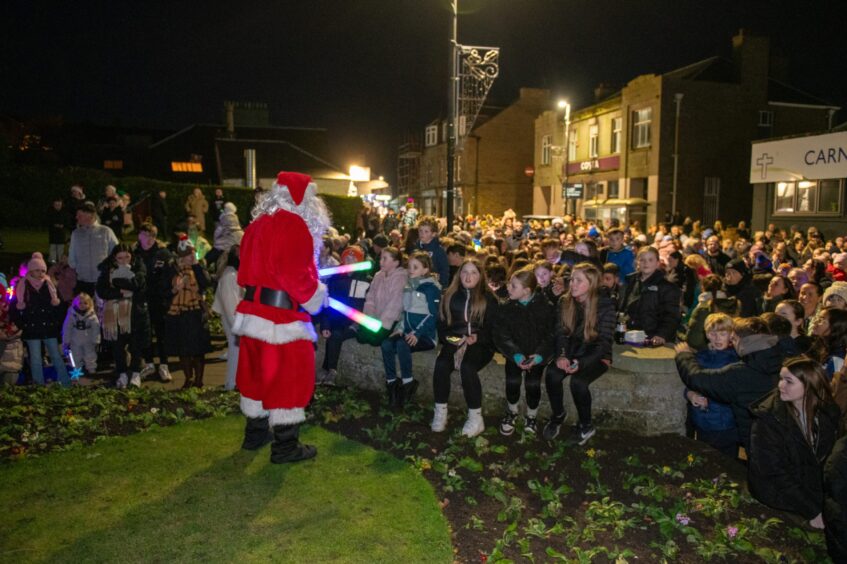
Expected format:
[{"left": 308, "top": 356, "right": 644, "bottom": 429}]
[
  {"left": 1, "top": 229, "right": 47, "bottom": 254},
  {"left": 0, "top": 416, "right": 453, "bottom": 563}
]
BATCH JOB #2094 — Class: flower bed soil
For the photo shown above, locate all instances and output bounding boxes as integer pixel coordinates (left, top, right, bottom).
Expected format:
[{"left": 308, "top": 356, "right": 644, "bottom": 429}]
[{"left": 311, "top": 386, "right": 830, "bottom": 563}]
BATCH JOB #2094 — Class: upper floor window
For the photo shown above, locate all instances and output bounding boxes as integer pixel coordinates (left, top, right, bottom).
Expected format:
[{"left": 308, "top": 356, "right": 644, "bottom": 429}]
[
  {"left": 425, "top": 125, "right": 438, "bottom": 147},
  {"left": 758, "top": 110, "right": 774, "bottom": 127},
  {"left": 568, "top": 130, "right": 577, "bottom": 161},
  {"left": 632, "top": 107, "right": 652, "bottom": 149},
  {"left": 541, "top": 135, "right": 552, "bottom": 165},
  {"left": 589, "top": 125, "right": 599, "bottom": 158},
  {"left": 611, "top": 117, "right": 622, "bottom": 154}
]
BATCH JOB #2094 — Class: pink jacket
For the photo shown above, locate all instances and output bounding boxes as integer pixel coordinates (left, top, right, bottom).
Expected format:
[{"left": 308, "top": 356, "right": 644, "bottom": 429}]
[{"left": 364, "top": 267, "right": 408, "bottom": 330}]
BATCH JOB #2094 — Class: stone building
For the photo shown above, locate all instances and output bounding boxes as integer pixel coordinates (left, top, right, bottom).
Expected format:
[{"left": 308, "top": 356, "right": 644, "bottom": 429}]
[
  {"left": 533, "top": 31, "right": 838, "bottom": 227},
  {"left": 417, "top": 88, "right": 550, "bottom": 217}
]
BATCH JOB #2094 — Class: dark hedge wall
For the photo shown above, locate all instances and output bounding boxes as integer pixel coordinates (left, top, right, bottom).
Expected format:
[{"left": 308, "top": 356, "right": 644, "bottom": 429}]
[{"left": 0, "top": 164, "right": 361, "bottom": 236}]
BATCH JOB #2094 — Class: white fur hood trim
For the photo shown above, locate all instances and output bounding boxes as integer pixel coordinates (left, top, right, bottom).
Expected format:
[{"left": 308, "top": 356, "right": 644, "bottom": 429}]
[{"left": 232, "top": 312, "right": 318, "bottom": 344}]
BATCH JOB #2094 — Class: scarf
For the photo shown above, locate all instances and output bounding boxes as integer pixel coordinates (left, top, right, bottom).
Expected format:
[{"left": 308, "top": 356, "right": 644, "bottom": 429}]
[
  {"left": 168, "top": 266, "right": 203, "bottom": 315},
  {"left": 102, "top": 298, "right": 132, "bottom": 341},
  {"left": 15, "top": 275, "right": 60, "bottom": 310}
]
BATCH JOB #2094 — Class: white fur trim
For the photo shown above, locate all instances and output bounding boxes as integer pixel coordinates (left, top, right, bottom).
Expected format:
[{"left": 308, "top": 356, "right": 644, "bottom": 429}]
[
  {"left": 240, "top": 396, "right": 269, "bottom": 418},
  {"left": 301, "top": 282, "right": 327, "bottom": 315},
  {"left": 269, "top": 408, "right": 306, "bottom": 426},
  {"left": 232, "top": 312, "right": 317, "bottom": 344}
]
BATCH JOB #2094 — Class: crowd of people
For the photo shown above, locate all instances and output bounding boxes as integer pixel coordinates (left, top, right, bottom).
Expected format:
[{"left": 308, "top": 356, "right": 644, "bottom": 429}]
[
  {"left": 1, "top": 183, "right": 247, "bottom": 391},
  {"left": 7, "top": 184, "right": 847, "bottom": 557},
  {"left": 323, "top": 203, "right": 847, "bottom": 557}
]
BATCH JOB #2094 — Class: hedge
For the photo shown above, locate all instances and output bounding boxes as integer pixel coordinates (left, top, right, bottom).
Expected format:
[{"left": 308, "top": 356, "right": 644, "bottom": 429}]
[{"left": 0, "top": 164, "right": 362, "bottom": 236}]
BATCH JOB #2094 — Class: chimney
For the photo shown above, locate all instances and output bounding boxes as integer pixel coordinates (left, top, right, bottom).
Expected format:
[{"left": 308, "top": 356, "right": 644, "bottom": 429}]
[
  {"left": 224, "top": 101, "right": 235, "bottom": 138},
  {"left": 732, "top": 29, "right": 770, "bottom": 93},
  {"left": 593, "top": 83, "right": 615, "bottom": 102}
]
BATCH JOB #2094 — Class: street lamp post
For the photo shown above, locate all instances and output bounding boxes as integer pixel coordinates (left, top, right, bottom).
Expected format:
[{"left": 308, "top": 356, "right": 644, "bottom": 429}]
[
  {"left": 558, "top": 100, "right": 571, "bottom": 217},
  {"left": 446, "top": 0, "right": 458, "bottom": 231}
]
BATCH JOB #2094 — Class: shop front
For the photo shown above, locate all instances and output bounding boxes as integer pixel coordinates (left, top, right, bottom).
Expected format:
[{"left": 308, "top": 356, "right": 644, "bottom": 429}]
[{"left": 750, "top": 131, "right": 847, "bottom": 232}]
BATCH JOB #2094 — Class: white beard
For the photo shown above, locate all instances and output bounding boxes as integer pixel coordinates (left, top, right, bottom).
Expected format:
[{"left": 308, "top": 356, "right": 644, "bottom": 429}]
[{"left": 251, "top": 183, "right": 332, "bottom": 264}]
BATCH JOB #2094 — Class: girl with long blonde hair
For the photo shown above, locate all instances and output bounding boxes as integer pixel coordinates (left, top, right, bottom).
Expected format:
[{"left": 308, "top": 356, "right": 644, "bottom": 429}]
[{"left": 543, "top": 262, "right": 616, "bottom": 445}]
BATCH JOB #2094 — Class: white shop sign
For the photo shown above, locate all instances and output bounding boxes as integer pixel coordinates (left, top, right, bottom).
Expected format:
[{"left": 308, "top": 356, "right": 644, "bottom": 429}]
[{"left": 750, "top": 131, "right": 847, "bottom": 183}]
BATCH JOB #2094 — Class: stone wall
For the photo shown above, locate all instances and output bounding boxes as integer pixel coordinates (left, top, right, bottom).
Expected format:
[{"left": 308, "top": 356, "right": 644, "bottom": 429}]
[{"left": 316, "top": 340, "right": 686, "bottom": 436}]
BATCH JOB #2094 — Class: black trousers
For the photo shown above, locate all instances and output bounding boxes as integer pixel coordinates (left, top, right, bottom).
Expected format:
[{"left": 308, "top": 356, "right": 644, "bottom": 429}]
[
  {"left": 322, "top": 326, "right": 356, "bottom": 371},
  {"left": 143, "top": 309, "right": 167, "bottom": 366},
  {"left": 545, "top": 361, "right": 608, "bottom": 425},
  {"left": 111, "top": 333, "right": 142, "bottom": 375},
  {"left": 432, "top": 343, "right": 494, "bottom": 409},
  {"left": 504, "top": 360, "right": 544, "bottom": 410}
]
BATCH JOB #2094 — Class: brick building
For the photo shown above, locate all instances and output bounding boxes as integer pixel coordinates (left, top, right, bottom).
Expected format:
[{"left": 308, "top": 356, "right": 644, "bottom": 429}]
[
  {"left": 417, "top": 88, "right": 550, "bottom": 217},
  {"left": 533, "top": 31, "right": 838, "bottom": 227}
]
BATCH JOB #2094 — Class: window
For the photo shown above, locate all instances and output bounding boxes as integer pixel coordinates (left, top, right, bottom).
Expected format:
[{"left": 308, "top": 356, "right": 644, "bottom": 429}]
[
  {"left": 611, "top": 117, "right": 622, "bottom": 154},
  {"left": 541, "top": 135, "right": 552, "bottom": 165},
  {"left": 568, "top": 130, "right": 577, "bottom": 161},
  {"left": 820, "top": 179, "right": 841, "bottom": 213},
  {"left": 629, "top": 178, "right": 647, "bottom": 199},
  {"left": 774, "top": 179, "right": 842, "bottom": 214},
  {"left": 171, "top": 162, "right": 203, "bottom": 173},
  {"left": 632, "top": 107, "right": 652, "bottom": 149},
  {"left": 456, "top": 155, "right": 462, "bottom": 182},
  {"left": 608, "top": 180, "right": 619, "bottom": 198},
  {"left": 589, "top": 125, "right": 599, "bottom": 158},
  {"left": 425, "top": 125, "right": 438, "bottom": 147},
  {"left": 758, "top": 111, "right": 774, "bottom": 127},
  {"left": 442, "top": 122, "right": 447, "bottom": 143},
  {"left": 104, "top": 160, "right": 123, "bottom": 170}
]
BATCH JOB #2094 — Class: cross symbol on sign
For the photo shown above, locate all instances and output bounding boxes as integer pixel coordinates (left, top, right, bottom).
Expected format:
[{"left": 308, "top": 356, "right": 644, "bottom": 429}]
[{"left": 756, "top": 153, "right": 774, "bottom": 179}]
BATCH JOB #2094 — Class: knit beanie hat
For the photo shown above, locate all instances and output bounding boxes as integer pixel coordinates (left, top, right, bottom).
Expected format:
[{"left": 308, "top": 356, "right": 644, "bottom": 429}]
[
  {"left": 726, "top": 258, "right": 749, "bottom": 278},
  {"left": 823, "top": 281, "right": 847, "bottom": 305},
  {"left": 28, "top": 252, "right": 47, "bottom": 273}
]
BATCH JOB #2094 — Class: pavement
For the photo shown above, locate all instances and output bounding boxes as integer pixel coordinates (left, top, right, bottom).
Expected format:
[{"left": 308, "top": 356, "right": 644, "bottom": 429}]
[{"left": 75, "top": 335, "right": 232, "bottom": 390}]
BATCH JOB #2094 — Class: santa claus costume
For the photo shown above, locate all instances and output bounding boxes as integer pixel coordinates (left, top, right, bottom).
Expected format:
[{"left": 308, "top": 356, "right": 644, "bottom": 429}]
[{"left": 233, "top": 171, "right": 329, "bottom": 463}]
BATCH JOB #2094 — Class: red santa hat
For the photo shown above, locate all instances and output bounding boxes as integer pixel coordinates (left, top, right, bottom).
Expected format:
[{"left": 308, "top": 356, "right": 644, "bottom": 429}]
[{"left": 276, "top": 171, "right": 312, "bottom": 205}]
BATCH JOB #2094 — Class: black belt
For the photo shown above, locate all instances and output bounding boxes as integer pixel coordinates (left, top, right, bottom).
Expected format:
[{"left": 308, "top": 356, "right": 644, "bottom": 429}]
[{"left": 244, "top": 286, "right": 294, "bottom": 309}]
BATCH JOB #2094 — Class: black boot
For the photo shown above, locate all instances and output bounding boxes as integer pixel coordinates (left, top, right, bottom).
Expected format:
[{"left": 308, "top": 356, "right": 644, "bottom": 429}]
[
  {"left": 270, "top": 424, "right": 317, "bottom": 463},
  {"left": 241, "top": 416, "right": 272, "bottom": 450},
  {"left": 399, "top": 379, "right": 419, "bottom": 408},
  {"left": 386, "top": 380, "right": 401, "bottom": 408}
]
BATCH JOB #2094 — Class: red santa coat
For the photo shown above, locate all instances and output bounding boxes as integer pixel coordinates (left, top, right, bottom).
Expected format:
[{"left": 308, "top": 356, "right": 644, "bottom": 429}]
[{"left": 233, "top": 208, "right": 325, "bottom": 411}]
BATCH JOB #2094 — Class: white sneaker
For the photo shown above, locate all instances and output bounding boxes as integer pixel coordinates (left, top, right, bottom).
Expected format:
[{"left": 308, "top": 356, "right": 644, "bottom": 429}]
[
  {"left": 116, "top": 373, "right": 128, "bottom": 389},
  {"left": 461, "top": 408, "right": 485, "bottom": 438},
  {"left": 139, "top": 363, "right": 156, "bottom": 379},
  {"left": 159, "top": 365, "right": 172, "bottom": 382},
  {"left": 431, "top": 403, "right": 449, "bottom": 432},
  {"left": 129, "top": 372, "right": 141, "bottom": 388}
]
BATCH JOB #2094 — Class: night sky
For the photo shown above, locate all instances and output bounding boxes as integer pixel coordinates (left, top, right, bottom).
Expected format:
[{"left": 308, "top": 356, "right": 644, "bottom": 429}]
[{"left": 3, "top": 1, "right": 845, "bottom": 182}]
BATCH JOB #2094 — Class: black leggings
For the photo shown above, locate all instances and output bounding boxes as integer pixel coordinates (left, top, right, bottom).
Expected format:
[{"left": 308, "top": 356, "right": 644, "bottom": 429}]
[
  {"left": 545, "top": 361, "right": 608, "bottom": 425},
  {"left": 143, "top": 310, "right": 167, "bottom": 366},
  {"left": 433, "top": 343, "right": 494, "bottom": 409},
  {"left": 505, "top": 360, "right": 544, "bottom": 409},
  {"left": 111, "top": 333, "right": 142, "bottom": 376},
  {"left": 322, "top": 327, "right": 356, "bottom": 371}
]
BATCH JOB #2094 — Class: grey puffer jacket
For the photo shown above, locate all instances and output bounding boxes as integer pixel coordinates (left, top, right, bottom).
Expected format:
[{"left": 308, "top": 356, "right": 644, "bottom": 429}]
[{"left": 68, "top": 223, "right": 119, "bottom": 283}]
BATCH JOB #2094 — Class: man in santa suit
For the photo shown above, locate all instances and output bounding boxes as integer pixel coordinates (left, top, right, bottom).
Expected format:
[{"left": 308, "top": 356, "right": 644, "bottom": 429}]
[{"left": 233, "top": 171, "right": 330, "bottom": 463}]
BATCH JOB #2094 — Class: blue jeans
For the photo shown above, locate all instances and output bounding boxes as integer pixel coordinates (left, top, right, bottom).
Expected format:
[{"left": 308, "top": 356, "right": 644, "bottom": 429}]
[
  {"left": 26, "top": 338, "right": 70, "bottom": 387},
  {"left": 380, "top": 334, "right": 434, "bottom": 381}
]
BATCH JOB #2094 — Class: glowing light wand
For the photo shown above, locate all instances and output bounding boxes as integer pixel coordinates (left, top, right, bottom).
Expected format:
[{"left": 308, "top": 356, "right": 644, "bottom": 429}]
[
  {"left": 318, "top": 261, "right": 372, "bottom": 278},
  {"left": 327, "top": 297, "right": 382, "bottom": 333}
]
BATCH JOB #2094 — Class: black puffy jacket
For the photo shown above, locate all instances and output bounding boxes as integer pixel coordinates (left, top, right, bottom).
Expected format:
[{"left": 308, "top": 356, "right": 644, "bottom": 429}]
[
  {"left": 675, "top": 336, "right": 783, "bottom": 451},
  {"left": 554, "top": 294, "right": 616, "bottom": 367},
  {"left": 493, "top": 291, "right": 555, "bottom": 362},
  {"left": 824, "top": 435, "right": 847, "bottom": 561},
  {"left": 748, "top": 389, "right": 838, "bottom": 520},
  {"left": 621, "top": 270, "right": 682, "bottom": 342},
  {"left": 437, "top": 288, "right": 498, "bottom": 349},
  {"left": 725, "top": 276, "right": 762, "bottom": 318}
]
